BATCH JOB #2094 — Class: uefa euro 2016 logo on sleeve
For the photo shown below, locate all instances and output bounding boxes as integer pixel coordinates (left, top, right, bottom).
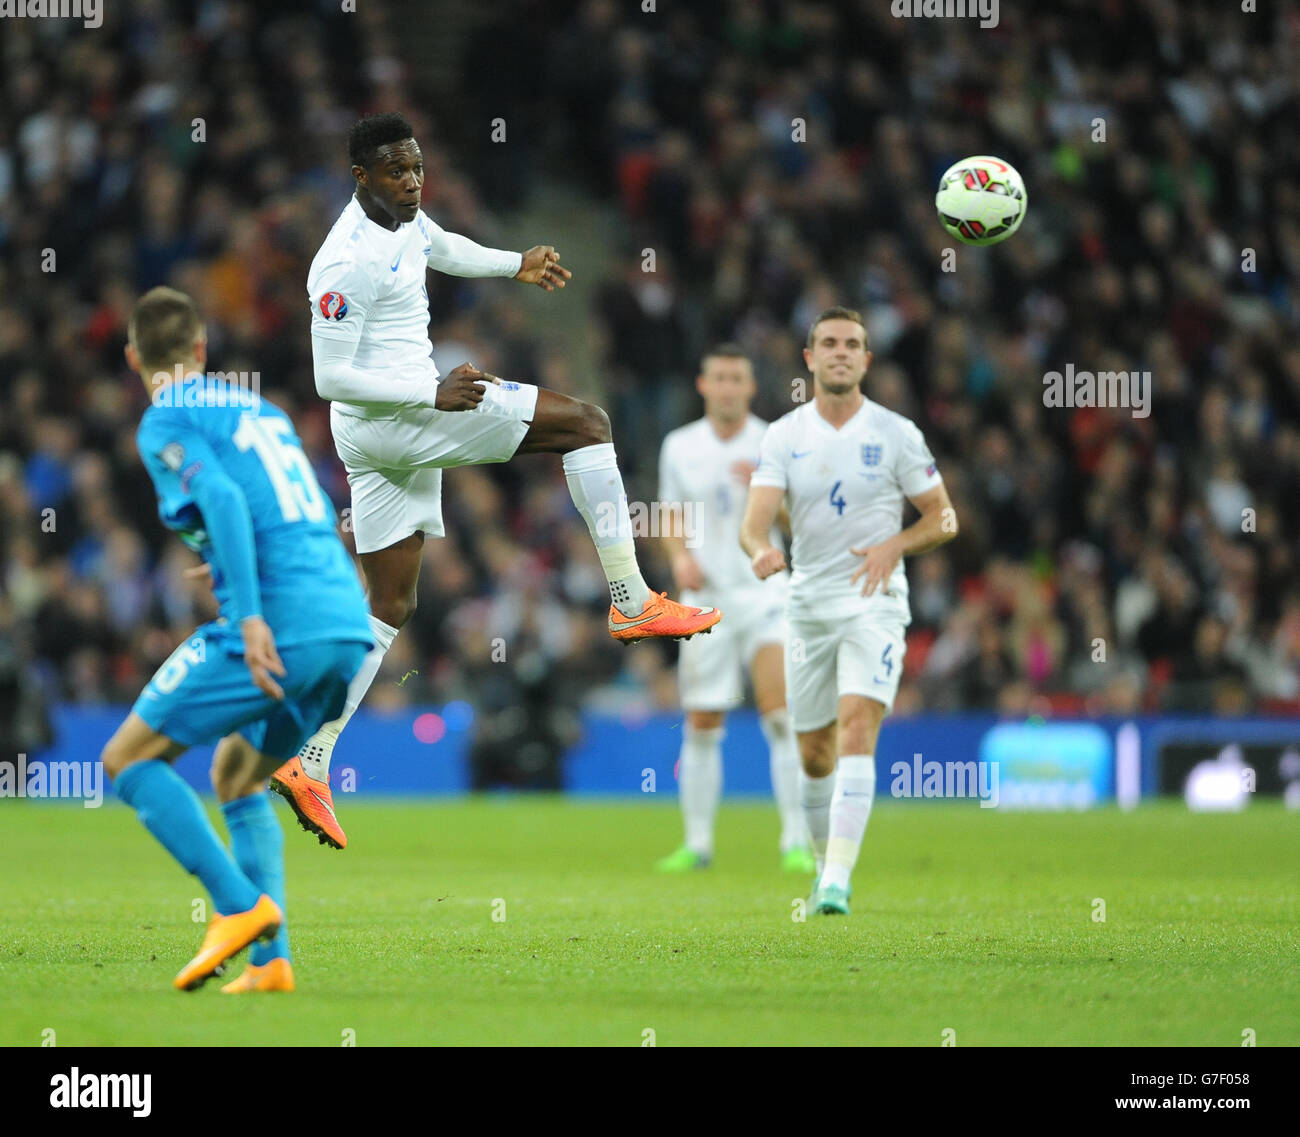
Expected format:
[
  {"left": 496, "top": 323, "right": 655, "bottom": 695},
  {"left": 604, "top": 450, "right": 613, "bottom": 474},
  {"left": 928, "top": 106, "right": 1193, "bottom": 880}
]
[{"left": 318, "top": 291, "right": 348, "bottom": 320}]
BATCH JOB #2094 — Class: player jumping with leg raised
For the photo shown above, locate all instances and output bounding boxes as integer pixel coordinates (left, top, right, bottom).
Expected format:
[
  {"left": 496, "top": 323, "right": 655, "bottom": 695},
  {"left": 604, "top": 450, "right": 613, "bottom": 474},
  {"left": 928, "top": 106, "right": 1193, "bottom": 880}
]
[
  {"left": 740, "top": 308, "right": 957, "bottom": 916},
  {"left": 654, "top": 345, "right": 812, "bottom": 874},
  {"left": 272, "top": 113, "right": 720, "bottom": 848}
]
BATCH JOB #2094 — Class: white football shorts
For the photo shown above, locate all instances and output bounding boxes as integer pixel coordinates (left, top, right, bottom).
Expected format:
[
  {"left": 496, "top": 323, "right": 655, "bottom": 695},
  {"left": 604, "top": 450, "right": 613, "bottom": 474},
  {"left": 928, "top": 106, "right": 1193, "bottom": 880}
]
[
  {"left": 331, "top": 381, "right": 539, "bottom": 554},
  {"left": 784, "top": 612, "right": 908, "bottom": 732},
  {"left": 677, "top": 580, "right": 789, "bottom": 711}
]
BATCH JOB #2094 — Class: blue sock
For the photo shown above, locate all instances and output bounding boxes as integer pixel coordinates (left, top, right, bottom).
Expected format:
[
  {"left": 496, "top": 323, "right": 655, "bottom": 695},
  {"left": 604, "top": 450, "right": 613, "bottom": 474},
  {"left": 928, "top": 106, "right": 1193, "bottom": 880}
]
[
  {"left": 113, "top": 760, "right": 261, "bottom": 918},
  {"left": 221, "top": 792, "right": 291, "bottom": 965}
]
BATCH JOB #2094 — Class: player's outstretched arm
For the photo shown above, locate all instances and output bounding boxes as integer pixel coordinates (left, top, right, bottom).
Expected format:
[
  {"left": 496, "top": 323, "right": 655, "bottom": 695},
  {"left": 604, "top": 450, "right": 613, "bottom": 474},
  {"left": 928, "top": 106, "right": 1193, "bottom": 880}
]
[
  {"left": 850, "top": 483, "right": 958, "bottom": 597},
  {"left": 741, "top": 484, "right": 787, "bottom": 579}
]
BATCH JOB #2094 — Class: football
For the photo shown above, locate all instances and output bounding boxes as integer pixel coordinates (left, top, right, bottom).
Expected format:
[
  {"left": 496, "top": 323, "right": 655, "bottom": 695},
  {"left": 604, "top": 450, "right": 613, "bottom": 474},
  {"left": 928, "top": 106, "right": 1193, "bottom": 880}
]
[{"left": 935, "top": 155, "right": 1027, "bottom": 246}]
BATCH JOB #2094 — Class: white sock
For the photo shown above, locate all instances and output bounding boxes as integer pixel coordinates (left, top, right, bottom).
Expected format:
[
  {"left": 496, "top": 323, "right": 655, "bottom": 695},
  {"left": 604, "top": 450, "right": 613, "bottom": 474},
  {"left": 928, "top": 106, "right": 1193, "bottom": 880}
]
[
  {"left": 561, "top": 442, "right": 650, "bottom": 617},
  {"left": 678, "top": 724, "right": 723, "bottom": 856},
  {"left": 297, "top": 614, "right": 399, "bottom": 782},
  {"left": 799, "top": 767, "right": 835, "bottom": 876},
  {"left": 760, "top": 708, "right": 806, "bottom": 852},
  {"left": 821, "top": 755, "right": 876, "bottom": 891}
]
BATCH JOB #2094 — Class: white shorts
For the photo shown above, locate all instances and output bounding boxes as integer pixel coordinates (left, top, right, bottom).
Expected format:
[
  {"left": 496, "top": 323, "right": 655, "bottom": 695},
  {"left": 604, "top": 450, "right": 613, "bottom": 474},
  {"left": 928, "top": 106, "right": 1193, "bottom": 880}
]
[
  {"left": 331, "top": 382, "right": 539, "bottom": 554},
  {"left": 677, "top": 582, "right": 788, "bottom": 711},
  {"left": 784, "top": 613, "right": 907, "bottom": 732}
]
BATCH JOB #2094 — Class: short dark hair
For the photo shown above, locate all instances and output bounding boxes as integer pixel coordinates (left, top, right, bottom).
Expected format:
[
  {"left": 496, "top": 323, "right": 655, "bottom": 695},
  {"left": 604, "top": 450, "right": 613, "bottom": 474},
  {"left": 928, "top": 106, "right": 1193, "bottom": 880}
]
[
  {"left": 129, "top": 287, "right": 203, "bottom": 370},
  {"left": 348, "top": 112, "right": 416, "bottom": 169},
  {"left": 807, "top": 306, "right": 868, "bottom": 349},
  {"left": 700, "top": 342, "right": 751, "bottom": 370}
]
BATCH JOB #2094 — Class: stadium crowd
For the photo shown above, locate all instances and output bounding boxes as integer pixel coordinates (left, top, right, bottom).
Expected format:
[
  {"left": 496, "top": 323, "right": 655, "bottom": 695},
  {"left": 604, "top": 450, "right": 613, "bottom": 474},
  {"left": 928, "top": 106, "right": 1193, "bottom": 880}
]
[{"left": 2, "top": 0, "right": 1298, "bottom": 751}]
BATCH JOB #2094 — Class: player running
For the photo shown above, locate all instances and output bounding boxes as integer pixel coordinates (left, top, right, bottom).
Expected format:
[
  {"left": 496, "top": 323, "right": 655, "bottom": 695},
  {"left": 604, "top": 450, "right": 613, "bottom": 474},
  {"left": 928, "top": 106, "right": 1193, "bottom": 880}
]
[
  {"left": 654, "top": 345, "right": 813, "bottom": 874},
  {"left": 272, "top": 112, "right": 719, "bottom": 849},
  {"left": 101, "top": 287, "right": 373, "bottom": 991},
  {"left": 740, "top": 307, "right": 958, "bottom": 916}
]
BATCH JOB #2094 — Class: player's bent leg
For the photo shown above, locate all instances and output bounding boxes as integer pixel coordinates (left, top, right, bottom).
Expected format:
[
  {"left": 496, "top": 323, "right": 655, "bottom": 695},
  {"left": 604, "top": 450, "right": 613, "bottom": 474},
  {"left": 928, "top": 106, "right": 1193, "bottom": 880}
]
[
  {"left": 656, "top": 709, "right": 724, "bottom": 872},
  {"left": 272, "top": 535, "right": 421, "bottom": 848},
  {"left": 103, "top": 714, "right": 280, "bottom": 990},
  {"left": 752, "top": 644, "right": 812, "bottom": 871},
  {"left": 515, "top": 388, "right": 612, "bottom": 454},
  {"left": 518, "top": 390, "right": 721, "bottom": 642},
  {"left": 214, "top": 735, "right": 294, "bottom": 992}
]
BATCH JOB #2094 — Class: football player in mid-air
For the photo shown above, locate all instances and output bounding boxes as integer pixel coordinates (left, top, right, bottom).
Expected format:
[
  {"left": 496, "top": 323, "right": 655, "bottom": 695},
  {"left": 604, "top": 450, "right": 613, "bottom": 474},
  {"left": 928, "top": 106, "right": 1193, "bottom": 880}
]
[
  {"left": 654, "top": 345, "right": 812, "bottom": 875},
  {"left": 741, "top": 307, "right": 957, "bottom": 916},
  {"left": 272, "top": 112, "right": 720, "bottom": 849},
  {"left": 101, "top": 287, "right": 373, "bottom": 991}
]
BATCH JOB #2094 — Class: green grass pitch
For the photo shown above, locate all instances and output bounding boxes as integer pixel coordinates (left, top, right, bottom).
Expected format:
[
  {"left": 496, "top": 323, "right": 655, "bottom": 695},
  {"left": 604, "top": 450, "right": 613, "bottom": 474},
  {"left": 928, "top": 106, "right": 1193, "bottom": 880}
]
[{"left": 2, "top": 797, "right": 1296, "bottom": 1046}]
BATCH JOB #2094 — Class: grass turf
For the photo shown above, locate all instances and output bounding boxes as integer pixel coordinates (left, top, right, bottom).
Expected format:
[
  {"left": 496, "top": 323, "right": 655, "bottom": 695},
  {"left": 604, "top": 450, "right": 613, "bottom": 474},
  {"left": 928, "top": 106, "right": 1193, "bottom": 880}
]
[{"left": 1, "top": 797, "right": 1296, "bottom": 1046}]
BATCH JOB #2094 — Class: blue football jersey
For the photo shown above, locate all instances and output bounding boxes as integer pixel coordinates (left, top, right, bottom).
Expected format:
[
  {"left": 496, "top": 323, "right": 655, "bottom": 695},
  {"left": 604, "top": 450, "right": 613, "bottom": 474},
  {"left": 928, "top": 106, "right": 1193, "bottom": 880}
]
[{"left": 136, "top": 380, "right": 371, "bottom": 651}]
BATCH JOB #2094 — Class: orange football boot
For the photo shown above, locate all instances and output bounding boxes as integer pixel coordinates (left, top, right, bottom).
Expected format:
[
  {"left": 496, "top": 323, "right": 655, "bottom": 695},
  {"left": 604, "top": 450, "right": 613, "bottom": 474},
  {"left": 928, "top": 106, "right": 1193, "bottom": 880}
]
[
  {"left": 608, "top": 592, "right": 722, "bottom": 643},
  {"left": 221, "top": 957, "right": 296, "bottom": 993},
  {"left": 173, "top": 895, "right": 282, "bottom": 992},
  {"left": 270, "top": 753, "right": 346, "bottom": 849}
]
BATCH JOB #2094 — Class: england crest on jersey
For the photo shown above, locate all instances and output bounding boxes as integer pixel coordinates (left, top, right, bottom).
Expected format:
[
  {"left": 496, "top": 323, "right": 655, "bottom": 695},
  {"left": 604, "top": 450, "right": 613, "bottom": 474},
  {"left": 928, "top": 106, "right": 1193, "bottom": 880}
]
[{"left": 861, "top": 443, "right": 882, "bottom": 467}]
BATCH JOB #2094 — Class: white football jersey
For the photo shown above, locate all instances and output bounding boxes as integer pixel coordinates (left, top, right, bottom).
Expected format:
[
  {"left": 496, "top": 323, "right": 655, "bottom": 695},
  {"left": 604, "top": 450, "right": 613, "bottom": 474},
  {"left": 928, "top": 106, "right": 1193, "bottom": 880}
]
[
  {"left": 659, "top": 415, "right": 787, "bottom": 597},
  {"left": 750, "top": 397, "right": 942, "bottom": 621},
  {"left": 307, "top": 196, "right": 521, "bottom": 418}
]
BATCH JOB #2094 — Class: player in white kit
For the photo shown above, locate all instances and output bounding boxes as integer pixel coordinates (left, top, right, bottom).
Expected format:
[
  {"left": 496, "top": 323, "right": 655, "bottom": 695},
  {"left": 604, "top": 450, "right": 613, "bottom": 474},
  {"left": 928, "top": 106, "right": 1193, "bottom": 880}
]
[
  {"left": 271, "top": 113, "right": 721, "bottom": 848},
  {"left": 653, "top": 346, "right": 813, "bottom": 875},
  {"left": 741, "top": 308, "right": 958, "bottom": 915}
]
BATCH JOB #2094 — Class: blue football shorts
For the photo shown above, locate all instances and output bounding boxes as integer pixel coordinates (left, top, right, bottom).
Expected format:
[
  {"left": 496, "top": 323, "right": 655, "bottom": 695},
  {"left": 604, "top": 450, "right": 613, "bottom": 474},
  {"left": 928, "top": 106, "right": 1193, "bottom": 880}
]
[{"left": 131, "top": 621, "right": 370, "bottom": 760}]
